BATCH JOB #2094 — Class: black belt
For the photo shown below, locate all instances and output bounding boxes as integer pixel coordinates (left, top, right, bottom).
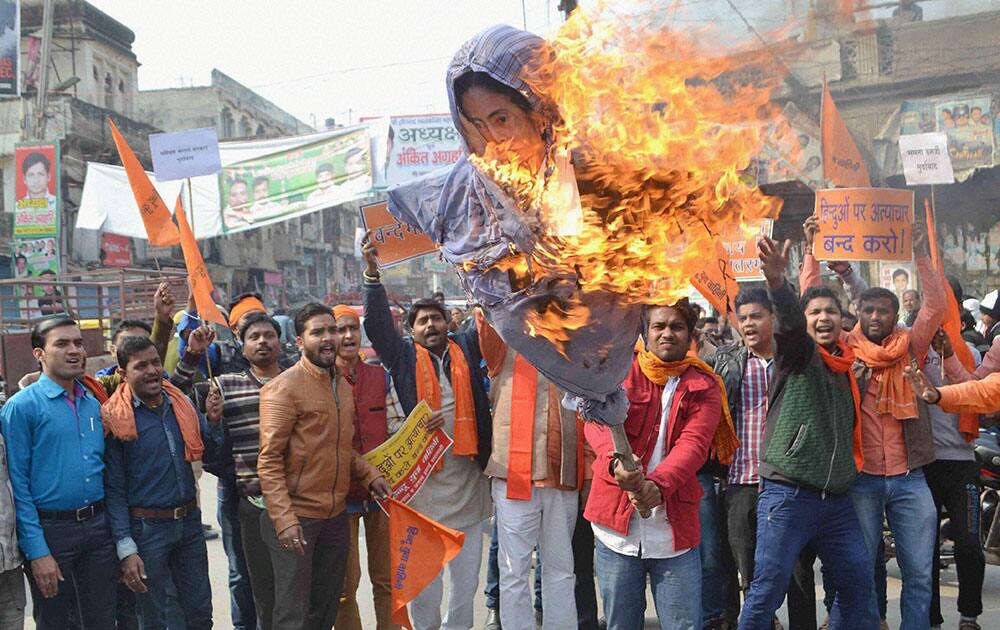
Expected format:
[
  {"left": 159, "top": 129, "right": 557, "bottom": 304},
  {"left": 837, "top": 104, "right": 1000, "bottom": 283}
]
[
  {"left": 129, "top": 499, "right": 198, "bottom": 520},
  {"left": 37, "top": 500, "right": 105, "bottom": 522}
]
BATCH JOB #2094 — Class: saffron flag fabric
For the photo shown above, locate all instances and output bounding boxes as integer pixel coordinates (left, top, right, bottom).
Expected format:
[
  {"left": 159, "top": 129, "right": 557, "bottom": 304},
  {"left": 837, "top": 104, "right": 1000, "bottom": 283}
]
[
  {"left": 821, "top": 80, "right": 871, "bottom": 188},
  {"left": 386, "top": 497, "right": 465, "bottom": 629},
  {"left": 175, "top": 195, "right": 227, "bottom": 327},
  {"left": 108, "top": 119, "right": 180, "bottom": 246}
]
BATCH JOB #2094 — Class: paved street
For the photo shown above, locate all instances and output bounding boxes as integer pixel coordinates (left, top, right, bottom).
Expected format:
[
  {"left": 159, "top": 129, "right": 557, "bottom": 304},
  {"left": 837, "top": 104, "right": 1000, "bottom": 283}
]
[{"left": 24, "top": 476, "right": 1000, "bottom": 628}]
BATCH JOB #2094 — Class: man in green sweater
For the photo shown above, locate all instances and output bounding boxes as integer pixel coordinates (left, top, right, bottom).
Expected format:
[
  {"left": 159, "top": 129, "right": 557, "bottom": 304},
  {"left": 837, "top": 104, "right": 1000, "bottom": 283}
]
[{"left": 737, "top": 237, "right": 876, "bottom": 630}]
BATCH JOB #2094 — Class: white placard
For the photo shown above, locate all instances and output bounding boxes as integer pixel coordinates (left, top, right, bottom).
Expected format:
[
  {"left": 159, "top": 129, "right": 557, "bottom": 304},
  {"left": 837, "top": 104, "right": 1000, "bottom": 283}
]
[
  {"left": 148, "top": 127, "right": 222, "bottom": 181},
  {"left": 898, "top": 132, "right": 955, "bottom": 185}
]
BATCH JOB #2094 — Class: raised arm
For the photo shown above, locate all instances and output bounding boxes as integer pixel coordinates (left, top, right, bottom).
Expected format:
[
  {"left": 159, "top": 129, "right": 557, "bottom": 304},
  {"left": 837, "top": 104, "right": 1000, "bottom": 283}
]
[
  {"left": 761, "top": 236, "right": 815, "bottom": 374},
  {"left": 799, "top": 215, "right": 867, "bottom": 303},
  {"left": 151, "top": 282, "right": 176, "bottom": 363},
  {"left": 361, "top": 237, "right": 407, "bottom": 373},
  {"left": 909, "top": 224, "right": 946, "bottom": 357}
]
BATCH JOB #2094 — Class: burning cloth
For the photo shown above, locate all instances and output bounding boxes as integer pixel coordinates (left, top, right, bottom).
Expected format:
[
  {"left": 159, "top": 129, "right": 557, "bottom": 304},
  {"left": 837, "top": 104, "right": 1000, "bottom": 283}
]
[{"left": 388, "top": 20, "right": 780, "bottom": 426}]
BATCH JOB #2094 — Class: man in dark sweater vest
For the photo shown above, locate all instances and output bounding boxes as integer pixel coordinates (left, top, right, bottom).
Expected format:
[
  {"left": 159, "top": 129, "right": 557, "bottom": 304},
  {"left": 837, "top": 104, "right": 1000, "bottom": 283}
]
[{"left": 737, "top": 238, "right": 876, "bottom": 630}]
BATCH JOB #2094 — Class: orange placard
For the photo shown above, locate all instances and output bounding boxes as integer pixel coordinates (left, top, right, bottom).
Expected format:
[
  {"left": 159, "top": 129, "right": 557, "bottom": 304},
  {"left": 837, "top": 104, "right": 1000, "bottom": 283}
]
[
  {"left": 360, "top": 201, "right": 438, "bottom": 268},
  {"left": 813, "top": 187, "right": 914, "bottom": 262},
  {"left": 719, "top": 219, "right": 774, "bottom": 282},
  {"left": 691, "top": 240, "right": 740, "bottom": 317}
]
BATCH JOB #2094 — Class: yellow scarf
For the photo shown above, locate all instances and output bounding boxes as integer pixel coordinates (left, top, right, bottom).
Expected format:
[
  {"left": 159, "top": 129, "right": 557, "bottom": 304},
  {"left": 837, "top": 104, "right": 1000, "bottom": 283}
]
[{"left": 637, "top": 350, "right": 739, "bottom": 465}]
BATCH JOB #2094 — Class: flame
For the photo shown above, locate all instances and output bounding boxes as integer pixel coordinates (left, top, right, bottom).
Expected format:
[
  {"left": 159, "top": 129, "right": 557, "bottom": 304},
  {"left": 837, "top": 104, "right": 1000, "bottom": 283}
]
[{"left": 469, "top": 2, "right": 791, "bottom": 346}]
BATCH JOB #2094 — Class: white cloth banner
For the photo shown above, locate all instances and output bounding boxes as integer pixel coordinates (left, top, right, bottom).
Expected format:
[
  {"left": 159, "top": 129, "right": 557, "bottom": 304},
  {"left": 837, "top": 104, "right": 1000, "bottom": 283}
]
[{"left": 77, "top": 124, "right": 384, "bottom": 240}]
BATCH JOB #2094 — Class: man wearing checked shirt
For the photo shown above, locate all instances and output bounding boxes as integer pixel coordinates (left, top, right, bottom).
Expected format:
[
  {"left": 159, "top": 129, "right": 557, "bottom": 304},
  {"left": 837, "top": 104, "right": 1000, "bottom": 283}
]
[{"left": 0, "top": 316, "right": 118, "bottom": 628}]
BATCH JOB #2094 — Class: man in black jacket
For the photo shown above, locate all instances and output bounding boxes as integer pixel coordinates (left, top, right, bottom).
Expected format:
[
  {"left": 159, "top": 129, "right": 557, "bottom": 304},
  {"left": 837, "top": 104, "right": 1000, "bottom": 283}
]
[{"left": 361, "top": 237, "right": 493, "bottom": 629}]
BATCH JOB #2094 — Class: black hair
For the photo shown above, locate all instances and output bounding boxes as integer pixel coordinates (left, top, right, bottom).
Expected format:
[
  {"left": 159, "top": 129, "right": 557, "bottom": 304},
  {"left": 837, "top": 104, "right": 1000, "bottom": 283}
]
[
  {"left": 859, "top": 287, "right": 900, "bottom": 315},
  {"left": 946, "top": 274, "right": 964, "bottom": 301},
  {"left": 454, "top": 71, "right": 533, "bottom": 119},
  {"left": 22, "top": 152, "right": 50, "bottom": 175},
  {"left": 15, "top": 254, "right": 27, "bottom": 264},
  {"left": 315, "top": 163, "right": 334, "bottom": 176},
  {"left": 31, "top": 316, "right": 78, "bottom": 350},
  {"left": 902, "top": 289, "right": 920, "bottom": 298},
  {"left": 407, "top": 298, "right": 448, "bottom": 328},
  {"left": 113, "top": 319, "right": 152, "bottom": 344},
  {"left": 892, "top": 268, "right": 909, "bottom": 281},
  {"left": 641, "top": 299, "right": 699, "bottom": 338},
  {"left": 800, "top": 286, "right": 843, "bottom": 313},
  {"left": 734, "top": 288, "right": 773, "bottom": 314},
  {"left": 229, "top": 178, "right": 248, "bottom": 189},
  {"left": 39, "top": 269, "right": 55, "bottom": 277},
  {"left": 960, "top": 309, "right": 977, "bottom": 332},
  {"left": 251, "top": 176, "right": 270, "bottom": 189},
  {"left": 294, "top": 302, "right": 333, "bottom": 336},
  {"left": 116, "top": 335, "right": 156, "bottom": 369},
  {"left": 697, "top": 316, "right": 719, "bottom": 327},
  {"left": 239, "top": 311, "right": 281, "bottom": 342},
  {"left": 228, "top": 292, "right": 264, "bottom": 313}
]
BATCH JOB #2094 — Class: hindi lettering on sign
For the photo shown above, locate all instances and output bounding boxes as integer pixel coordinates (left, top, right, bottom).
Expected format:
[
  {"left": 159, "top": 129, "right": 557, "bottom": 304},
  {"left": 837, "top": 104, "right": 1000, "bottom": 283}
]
[
  {"left": 360, "top": 200, "right": 438, "bottom": 267},
  {"left": 813, "top": 188, "right": 914, "bottom": 262}
]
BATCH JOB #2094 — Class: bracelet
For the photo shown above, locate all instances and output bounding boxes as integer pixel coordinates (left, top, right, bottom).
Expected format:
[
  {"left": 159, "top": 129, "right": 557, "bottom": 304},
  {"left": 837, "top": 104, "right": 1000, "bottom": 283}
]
[{"left": 363, "top": 270, "right": 381, "bottom": 283}]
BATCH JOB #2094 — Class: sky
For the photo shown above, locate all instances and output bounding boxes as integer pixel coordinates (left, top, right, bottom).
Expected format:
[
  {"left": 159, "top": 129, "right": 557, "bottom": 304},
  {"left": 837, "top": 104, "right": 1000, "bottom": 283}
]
[{"left": 86, "top": 0, "right": 995, "bottom": 129}]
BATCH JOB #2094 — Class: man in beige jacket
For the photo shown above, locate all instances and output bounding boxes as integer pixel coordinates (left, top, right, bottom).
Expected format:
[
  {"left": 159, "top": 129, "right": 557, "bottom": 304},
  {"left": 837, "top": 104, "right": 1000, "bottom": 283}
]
[{"left": 258, "top": 303, "right": 390, "bottom": 630}]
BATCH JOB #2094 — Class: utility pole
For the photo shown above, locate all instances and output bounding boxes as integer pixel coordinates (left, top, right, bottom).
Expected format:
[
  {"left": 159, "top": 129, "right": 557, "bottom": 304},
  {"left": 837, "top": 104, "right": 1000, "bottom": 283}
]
[{"left": 34, "top": 0, "right": 55, "bottom": 139}]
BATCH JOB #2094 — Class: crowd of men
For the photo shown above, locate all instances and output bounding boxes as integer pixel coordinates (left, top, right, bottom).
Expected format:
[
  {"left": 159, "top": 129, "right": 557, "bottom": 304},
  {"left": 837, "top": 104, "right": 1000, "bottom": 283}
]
[{"left": 0, "top": 216, "right": 999, "bottom": 630}]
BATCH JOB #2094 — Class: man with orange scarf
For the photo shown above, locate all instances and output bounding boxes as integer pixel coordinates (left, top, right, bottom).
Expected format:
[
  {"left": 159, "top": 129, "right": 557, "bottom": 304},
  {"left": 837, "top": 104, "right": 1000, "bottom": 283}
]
[
  {"left": 846, "top": 223, "right": 945, "bottom": 630},
  {"left": 738, "top": 237, "right": 873, "bottom": 630},
  {"left": 102, "top": 334, "right": 226, "bottom": 629},
  {"left": 584, "top": 298, "right": 735, "bottom": 629},
  {"left": 362, "top": 239, "right": 493, "bottom": 630}
]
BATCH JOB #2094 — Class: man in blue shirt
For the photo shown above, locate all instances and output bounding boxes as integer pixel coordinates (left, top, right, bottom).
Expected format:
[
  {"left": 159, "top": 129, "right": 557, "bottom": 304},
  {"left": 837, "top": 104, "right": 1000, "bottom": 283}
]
[
  {"left": 103, "top": 334, "right": 225, "bottom": 629},
  {"left": 0, "top": 316, "right": 118, "bottom": 629}
]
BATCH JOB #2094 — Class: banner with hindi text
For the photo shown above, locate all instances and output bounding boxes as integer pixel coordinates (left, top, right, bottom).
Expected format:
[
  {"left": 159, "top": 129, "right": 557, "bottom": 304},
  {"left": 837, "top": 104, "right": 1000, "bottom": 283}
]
[
  {"left": 385, "top": 114, "right": 462, "bottom": 186},
  {"left": 813, "top": 188, "right": 914, "bottom": 262},
  {"left": 360, "top": 200, "right": 438, "bottom": 268}
]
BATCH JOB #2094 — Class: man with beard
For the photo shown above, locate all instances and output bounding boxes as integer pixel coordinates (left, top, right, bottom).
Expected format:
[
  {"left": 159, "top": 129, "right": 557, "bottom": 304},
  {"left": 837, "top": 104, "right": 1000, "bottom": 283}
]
[
  {"left": 175, "top": 311, "right": 285, "bottom": 629},
  {"left": 737, "top": 238, "right": 873, "bottom": 630},
  {"left": 258, "top": 303, "right": 390, "bottom": 630},
  {"left": 1, "top": 317, "right": 118, "bottom": 628},
  {"left": 102, "top": 334, "right": 225, "bottom": 629},
  {"left": 845, "top": 223, "right": 944, "bottom": 630},
  {"left": 362, "top": 238, "right": 493, "bottom": 630},
  {"left": 331, "top": 304, "right": 401, "bottom": 630}
]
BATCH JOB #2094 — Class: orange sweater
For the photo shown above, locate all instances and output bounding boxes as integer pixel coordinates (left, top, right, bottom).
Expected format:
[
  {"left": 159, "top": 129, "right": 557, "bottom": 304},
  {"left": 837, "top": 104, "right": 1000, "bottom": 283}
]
[{"left": 937, "top": 372, "right": 1000, "bottom": 415}]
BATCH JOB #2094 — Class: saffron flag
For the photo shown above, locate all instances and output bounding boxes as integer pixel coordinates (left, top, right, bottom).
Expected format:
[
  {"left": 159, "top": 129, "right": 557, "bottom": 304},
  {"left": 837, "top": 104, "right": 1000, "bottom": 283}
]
[
  {"left": 821, "top": 80, "right": 871, "bottom": 188},
  {"left": 924, "top": 199, "right": 977, "bottom": 441},
  {"left": 386, "top": 497, "right": 465, "bottom": 629},
  {"left": 175, "top": 195, "right": 227, "bottom": 327},
  {"left": 108, "top": 119, "right": 180, "bottom": 246}
]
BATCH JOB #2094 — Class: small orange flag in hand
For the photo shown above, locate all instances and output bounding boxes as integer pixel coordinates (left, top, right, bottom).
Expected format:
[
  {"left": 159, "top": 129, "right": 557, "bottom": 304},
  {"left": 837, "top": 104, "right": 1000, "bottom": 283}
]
[
  {"left": 175, "top": 195, "right": 227, "bottom": 327},
  {"left": 108, "top": 119, "right": 180, "bottom": 247},
  {"left": 385, "top": 498, "right": 465, "bottom": 629}
]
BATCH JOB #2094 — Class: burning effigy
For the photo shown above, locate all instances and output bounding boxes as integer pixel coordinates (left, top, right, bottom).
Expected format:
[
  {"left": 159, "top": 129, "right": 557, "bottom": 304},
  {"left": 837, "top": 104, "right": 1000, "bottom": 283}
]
[{"left": 388, "top": 5, "right": 784, "bottom": 429}]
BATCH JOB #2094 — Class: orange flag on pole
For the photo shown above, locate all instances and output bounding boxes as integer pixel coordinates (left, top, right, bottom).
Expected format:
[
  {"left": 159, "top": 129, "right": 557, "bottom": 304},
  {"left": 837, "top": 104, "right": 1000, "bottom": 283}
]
[
  {"left": 108, "top": 119, "right": 180, "bottom": 247},
  {"left": 385, "top": 498, "right": 465, "bottom": 630},
  {"left": 924, "top": 199, "right": 978, "bottom": 441},
  {"left": 175, "top": 195, "right": 227, "bottom": 327},
  {"left": 821, "top": 79, "right": 871, "bottom": 188}
]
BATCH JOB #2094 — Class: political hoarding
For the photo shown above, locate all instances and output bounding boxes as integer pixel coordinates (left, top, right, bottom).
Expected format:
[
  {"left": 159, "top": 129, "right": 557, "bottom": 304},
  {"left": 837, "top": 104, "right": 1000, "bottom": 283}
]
[
  {"left": 14, "top": 141, "right": 60, "bottom": 238},
  {"left": 384, "top": 114, "right": 463, "bottom": 186},
  {"left": 219, "top": 127, "right": 372, "bottom": 234}
]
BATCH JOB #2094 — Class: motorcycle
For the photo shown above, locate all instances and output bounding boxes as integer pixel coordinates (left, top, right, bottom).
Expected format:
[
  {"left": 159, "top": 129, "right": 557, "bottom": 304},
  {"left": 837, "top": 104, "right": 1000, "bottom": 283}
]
[{"left": 975, "top": 427, "right": 1000, "bottom": 565}]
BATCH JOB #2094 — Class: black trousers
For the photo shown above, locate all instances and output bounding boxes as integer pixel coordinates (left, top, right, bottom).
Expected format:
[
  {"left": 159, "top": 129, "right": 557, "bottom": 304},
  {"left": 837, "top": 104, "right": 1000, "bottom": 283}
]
[
  {"left": 924, "top": 459, "right": 985, "bottom": 623},
  {"left": 262, "top": 512, "right": 350, "bottom": 630},
  {"left": 572, "top": 509, "right": 601, "bottom": 630},
  {"left": 724, "top": 483, "right": 817, "bottom": 630}
]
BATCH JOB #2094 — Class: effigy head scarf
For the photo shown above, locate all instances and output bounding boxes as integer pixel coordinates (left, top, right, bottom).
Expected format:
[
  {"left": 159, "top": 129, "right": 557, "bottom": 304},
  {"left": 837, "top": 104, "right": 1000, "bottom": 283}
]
[
  {"left": 387, "top": 15, "right": 783, "bottom": 425},
  {"left": 388, "top": 25, "right": 640, "bottom": 425}
]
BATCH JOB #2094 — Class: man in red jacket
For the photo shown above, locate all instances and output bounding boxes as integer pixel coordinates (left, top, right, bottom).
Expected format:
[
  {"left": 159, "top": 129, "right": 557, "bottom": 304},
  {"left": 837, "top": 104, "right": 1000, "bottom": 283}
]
[{"left": 584, "top": 299, "right": 726, "bottom": 629}]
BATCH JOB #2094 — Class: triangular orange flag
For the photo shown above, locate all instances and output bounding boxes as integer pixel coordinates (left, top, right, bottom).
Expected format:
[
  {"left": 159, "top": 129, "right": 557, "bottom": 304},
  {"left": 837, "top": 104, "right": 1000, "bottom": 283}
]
[
  {"left": 691, "top": 240, "right": 740, "bottom": 323},
  {"left": 108, "top": 119, "right": 180, "bottom": 247},
  {"left": 924, "top": 199, "right": 978, "bottom": 441},
  {"left": 175, "top": 195, "right": 227, "bottom": 327},
  {"left": 821, "top": 80, "right": 871, "bottom": 188},
  {"left": 386, "top": 498, "right": 465, "bottom": 630}
]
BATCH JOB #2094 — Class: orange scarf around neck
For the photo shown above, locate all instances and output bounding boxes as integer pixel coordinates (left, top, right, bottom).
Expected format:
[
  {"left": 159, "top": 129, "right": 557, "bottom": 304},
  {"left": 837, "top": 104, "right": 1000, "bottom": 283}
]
[
  {"left": 101, "top": 380, "right": 205, "bottom": 462},
  {"left": 636, "top": 350, "right": 739, "bottom": 465},
  {"left": 847, "top": 324, "right": 919, "bottom": 420},
  {"left": 817, "top": 338, "right": 865, "bottom": 472},
  {"left": 415, "top": 340, "right": 478, "bottom": 457}
]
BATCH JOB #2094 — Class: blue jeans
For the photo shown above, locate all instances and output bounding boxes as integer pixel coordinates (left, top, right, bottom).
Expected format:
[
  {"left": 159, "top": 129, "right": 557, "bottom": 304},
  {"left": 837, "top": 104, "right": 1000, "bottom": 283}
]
[
  {"left": 698, "top": 472, "right": 726, "bottom": 623},
  {"left": 218, "top": 478, "right": 256, "bottom": 629},
  {"left": 29, "top": 513, "right": 118, "bottom": 630},
  {"left": 738, "top": 480, "right": 875, "bottom": 630},
  {"left": 595, "top": 539, "right": 701, "bottom": 630},
  {"left": 851, "top": 470, "right": 937, "bottom": 630},
  {"left": 131, "top": 510, "right": 213, "bottom": 629}
]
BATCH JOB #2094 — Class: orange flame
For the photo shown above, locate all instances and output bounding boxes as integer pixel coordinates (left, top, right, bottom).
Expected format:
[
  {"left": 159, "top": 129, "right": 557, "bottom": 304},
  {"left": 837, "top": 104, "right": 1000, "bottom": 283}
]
[{"left": 470, "top": 3, "right": 788, "bottom": 345}]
